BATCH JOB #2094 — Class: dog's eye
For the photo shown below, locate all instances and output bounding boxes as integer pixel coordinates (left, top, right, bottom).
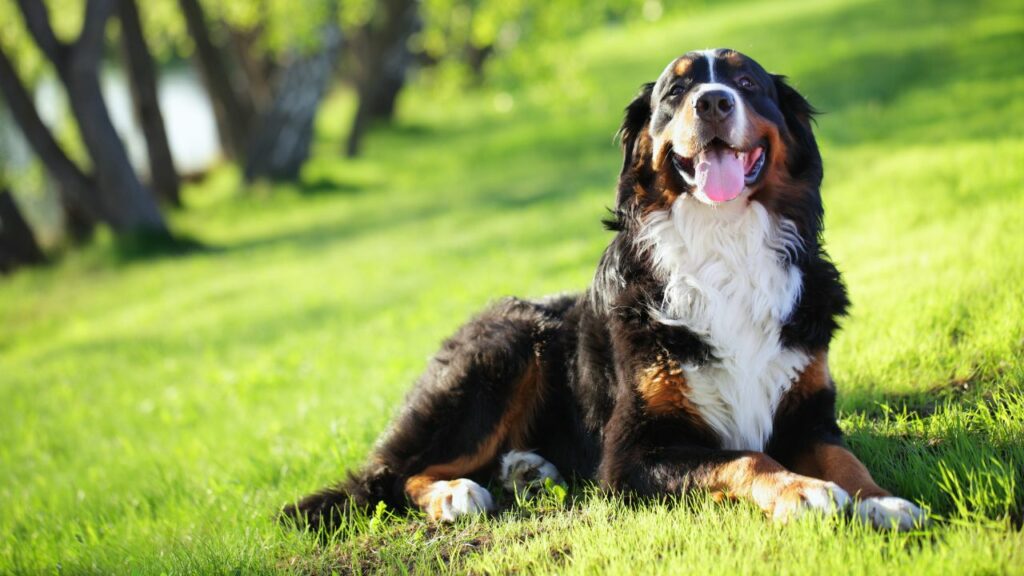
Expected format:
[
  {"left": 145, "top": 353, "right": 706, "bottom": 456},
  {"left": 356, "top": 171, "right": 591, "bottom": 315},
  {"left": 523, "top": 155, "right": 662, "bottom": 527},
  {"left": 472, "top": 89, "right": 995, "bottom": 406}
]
[
  {"left": 666, "top": 83, "right": 685, "bottom": 98},
  {"left": 736, "top": 76, "right": 757, "bottom": 90}
]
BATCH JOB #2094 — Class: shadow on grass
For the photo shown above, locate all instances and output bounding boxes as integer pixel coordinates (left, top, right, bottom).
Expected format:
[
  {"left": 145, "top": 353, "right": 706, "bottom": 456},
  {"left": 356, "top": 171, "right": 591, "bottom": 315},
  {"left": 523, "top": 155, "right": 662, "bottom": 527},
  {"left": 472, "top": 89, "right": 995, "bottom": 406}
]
[
  {"left": 19, "top": 297, "right": 360, "bottom": 369},
  {"left": 841, "top": 382, "right": 1024, "bottom": 527},
  {"left": 218, "top": 202, "right": 449, "bottom": 256},
  {"left": 109, "top": 230, "right": 210, "bottom": 262},
  {"left": 296, "top": 176, "right": 366, "bottom": 197},
  {"left": 385, "top": 122, "right": 437, "bottom": 138},
  {"left": 218, "top": 165, "right": 613, "bottom": 259}
]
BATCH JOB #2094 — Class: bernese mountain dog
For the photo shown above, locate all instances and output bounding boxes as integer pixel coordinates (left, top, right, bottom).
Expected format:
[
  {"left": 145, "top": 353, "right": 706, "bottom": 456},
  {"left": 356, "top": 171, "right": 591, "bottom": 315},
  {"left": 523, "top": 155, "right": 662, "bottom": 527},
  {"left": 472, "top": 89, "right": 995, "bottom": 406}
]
[{"left": 284, "top": 49, "right": 927, "bottom": 532}]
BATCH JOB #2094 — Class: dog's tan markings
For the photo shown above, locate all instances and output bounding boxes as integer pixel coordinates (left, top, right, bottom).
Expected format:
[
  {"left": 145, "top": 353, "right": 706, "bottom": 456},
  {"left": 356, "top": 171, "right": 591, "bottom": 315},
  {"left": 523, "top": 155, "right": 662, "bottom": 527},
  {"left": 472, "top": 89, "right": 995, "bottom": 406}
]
[
  {"left": 641, "top": 160, "right": 689, "bottom": 213},
  {"left": 673, "top": 56, "right": 694, "bottom": 76},
  {"left": 743, "top": 106, "right": 817, "bottom": 232},
  {"left": 642, "top": 172, "right": 680, "bottom": 213},
  {"left": 775, "top": 349, "right": 831, "bottom": 420},
  {"left": 637, "top": 356, "right": 698, "bottom": 416},
  {"left": 634, "top": 127, "right": 686, "bottom": 213},
  {"left": 405, "top": 474, "right": 439, "bottom": 511},
  {"left": 405, "top": 476, "right": 493, "bottom": 522},
  {"left": 778, "top": 351, "right": 889, "bottom": 500},
  {"left": 791, "top": 349, "right": 832, "bottom": 398},
  {"left": 705, "top": 453, "right": 849, "bottom": 521},
  {"left": 633, "top": 182, "right": 648, "bottom": 201},
  {"left": 631, "top": 129, "right": 655, "bottom": 171},
  {"left": 792, "top": 443, "right": 890, "bottom": 500},
  {"left": 705, "top": 452, "right": 783, "bottom": 505},
  {"left": 404, "top": 358, "right": 543, "bottom": 519},
  {"left": 746, "top": 108, "right": 787, "bottom": 168},
  {"left": 721, "top": 50, "right": 746, "bottom": 72},
  {"left": 801, "top": 350, "right": 831, "bottom": 391},
  {"left": 652, "top": 101, "right": 699, "bottom": 171}
]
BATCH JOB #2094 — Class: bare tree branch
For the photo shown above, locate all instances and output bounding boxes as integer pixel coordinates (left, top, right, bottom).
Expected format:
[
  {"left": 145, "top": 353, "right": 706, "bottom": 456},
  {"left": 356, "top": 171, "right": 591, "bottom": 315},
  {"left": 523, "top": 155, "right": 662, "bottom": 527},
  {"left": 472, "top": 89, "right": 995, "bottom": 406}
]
[
  {"left": 9, "top": 0, "right": 168, "bottom": 235},
  {"left": 14, "top": 0, "right": 64, "bottom": 62},
  {"left": 117, "top": 0, "right": 180, "bottom": 206},
  {"left": 76, "top": 0, "right": 116, "bottom": 69},
  {"left": 177, "top": 0, "right": 255, "bottom": 160},
  {"left": 0, "top": 188, "right": 47, "bottom": 273},
  {"left": 0, "top": 45, "right": 101, "bottom": 221}
]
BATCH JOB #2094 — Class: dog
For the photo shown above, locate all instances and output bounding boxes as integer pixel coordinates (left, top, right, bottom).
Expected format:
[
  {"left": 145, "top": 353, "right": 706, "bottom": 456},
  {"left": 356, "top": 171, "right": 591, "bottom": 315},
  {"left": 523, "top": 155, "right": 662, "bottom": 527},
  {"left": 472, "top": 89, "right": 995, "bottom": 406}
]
[{"left": 283, "top": 49, "right": 926, "bottom": 531}]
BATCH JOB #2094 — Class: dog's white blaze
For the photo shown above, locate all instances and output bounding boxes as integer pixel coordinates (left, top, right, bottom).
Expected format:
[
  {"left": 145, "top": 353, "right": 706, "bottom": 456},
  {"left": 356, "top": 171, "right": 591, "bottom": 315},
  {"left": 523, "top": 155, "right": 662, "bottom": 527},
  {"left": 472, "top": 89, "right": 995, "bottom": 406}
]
[
  {"left": 700, "top": 49, "right": 718, "bottom": 82},
  {"left": 639, "top": 198, "right": 809, "bottom": 451}
]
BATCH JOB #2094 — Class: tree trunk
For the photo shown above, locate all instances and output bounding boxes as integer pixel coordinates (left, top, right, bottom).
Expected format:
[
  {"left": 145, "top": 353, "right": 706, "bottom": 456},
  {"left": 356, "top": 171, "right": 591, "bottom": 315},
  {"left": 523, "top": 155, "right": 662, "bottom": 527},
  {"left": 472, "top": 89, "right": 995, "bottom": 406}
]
[
  {"left": 345, "top": 0, "right": 420, "bottom": 157},
  {"left": 244, "top": 27, "right": 340, "bottom": 182},
  {"left": 229, "top": 25, "right": 276, "bottom": 112},
  {"left": 15, "top": 0, "right": 168, "bottom": 236},
  {"left": 0, "top": 45, "right": 99, "bottom": 241},
  {"left": 61, "top": 67, "right": 167, "bottom": 233},
  {"left": 0, "top": 188, "right": 46, "bottom": 273},
  {"left": 177, "top": 0, "right": 255, "bottom": 161},
  {"left": 117, "top": 0, "right": 181, "bottom": 207},
  {"left": 61, "top": 195, "right": 96, "bottom": 242}
]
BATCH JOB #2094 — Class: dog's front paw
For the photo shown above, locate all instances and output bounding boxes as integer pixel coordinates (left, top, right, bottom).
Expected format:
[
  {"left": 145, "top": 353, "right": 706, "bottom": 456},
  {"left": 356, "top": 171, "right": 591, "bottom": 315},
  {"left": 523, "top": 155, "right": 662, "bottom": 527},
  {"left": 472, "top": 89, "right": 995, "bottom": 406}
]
[
  {"left": 770, "top": 477, "right": 851, "bottom": 523},
  {"left": 854, "top": 496, "right": 927, "bottom": 531},
  {"left": 424, "top": 479, "right": 494, "bottom": 522}
]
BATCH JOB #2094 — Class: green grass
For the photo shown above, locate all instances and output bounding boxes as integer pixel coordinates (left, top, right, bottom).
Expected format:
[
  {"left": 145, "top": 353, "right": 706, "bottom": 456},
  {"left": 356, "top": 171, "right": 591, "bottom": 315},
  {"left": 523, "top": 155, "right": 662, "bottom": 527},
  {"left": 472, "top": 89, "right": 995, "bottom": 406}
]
[{"left": 2, "top": 0, "right": 1024, "bottom": 572}]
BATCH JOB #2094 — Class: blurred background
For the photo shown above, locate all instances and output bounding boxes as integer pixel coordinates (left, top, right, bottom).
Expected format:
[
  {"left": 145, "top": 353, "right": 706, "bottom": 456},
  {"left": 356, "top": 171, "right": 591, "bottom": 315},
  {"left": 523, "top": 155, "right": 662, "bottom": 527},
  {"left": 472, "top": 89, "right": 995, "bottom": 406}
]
[
  {"left": 1, "top": 0, "right": 677, "bottom": 257},
  {"left": 1, "top": 0, "right": 1022, "bottom": 573}
]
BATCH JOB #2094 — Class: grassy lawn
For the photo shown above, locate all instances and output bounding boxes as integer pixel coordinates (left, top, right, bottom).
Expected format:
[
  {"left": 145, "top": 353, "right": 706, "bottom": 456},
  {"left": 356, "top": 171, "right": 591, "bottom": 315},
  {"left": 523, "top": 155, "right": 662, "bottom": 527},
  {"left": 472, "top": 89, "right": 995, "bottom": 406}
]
[{"left": 2, "top": 0, "right": 1023, "bottom": 572}]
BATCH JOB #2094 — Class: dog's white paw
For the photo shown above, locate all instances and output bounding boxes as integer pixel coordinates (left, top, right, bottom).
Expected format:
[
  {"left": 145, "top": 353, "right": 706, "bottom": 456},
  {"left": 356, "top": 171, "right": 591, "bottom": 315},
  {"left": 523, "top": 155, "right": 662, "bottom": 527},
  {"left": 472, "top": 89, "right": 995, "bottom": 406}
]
[
  {"left": 426, "top": 479, "right": 494, "bottom": 522},
  {"left": 854, "top": 496, "right": 927, "bottom": 531},
  {"left": 500, "top": 451, "right": 564, "bottom": 497},
  {"left": 773, "top": 480, "right": 851, "bottom": 523}
]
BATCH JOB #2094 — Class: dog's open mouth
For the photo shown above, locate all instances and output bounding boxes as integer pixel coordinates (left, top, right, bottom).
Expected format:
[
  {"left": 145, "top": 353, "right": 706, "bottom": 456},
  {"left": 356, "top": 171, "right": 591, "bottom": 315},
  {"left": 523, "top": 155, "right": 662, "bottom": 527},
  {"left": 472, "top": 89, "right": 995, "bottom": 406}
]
[{"left": 672, "top": 139, "right": 767, "bottom": 203}]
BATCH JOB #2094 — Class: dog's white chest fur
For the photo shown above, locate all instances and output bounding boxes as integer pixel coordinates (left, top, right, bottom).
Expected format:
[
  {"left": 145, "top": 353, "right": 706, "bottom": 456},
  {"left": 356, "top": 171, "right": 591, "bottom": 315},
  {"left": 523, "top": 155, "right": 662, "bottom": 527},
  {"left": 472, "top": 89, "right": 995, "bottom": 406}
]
[{"left": 639, "top": 197, "right": 810, "bottom": 451}]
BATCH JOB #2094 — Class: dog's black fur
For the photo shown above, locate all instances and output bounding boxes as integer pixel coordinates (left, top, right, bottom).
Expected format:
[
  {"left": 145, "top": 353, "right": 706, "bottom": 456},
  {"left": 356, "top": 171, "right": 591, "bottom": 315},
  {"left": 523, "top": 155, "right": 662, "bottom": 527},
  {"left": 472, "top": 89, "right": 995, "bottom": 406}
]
[{"left": 282, "top": 49, "right": 892, "bottom": 532}]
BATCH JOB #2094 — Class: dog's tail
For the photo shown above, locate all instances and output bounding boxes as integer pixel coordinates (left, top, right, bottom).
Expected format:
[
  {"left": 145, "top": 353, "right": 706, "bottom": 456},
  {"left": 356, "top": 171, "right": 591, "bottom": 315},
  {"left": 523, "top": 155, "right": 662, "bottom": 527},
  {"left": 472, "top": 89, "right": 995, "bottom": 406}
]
[{"left": 280, "top": 463, "right": 407, "bottom": 533}]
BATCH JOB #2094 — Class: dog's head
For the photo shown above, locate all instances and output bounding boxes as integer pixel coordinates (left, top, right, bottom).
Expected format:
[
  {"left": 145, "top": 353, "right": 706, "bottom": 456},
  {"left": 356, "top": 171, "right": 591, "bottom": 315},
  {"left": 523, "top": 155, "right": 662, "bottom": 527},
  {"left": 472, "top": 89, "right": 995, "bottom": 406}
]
[{"left": 616, "top": 49, "right": 822, "bottom": 233}]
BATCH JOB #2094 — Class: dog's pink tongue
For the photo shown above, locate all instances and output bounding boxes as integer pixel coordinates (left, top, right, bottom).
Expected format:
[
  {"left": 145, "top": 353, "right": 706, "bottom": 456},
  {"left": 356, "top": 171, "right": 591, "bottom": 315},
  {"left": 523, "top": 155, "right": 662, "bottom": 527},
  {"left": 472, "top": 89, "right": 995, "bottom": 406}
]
[{"left": 696, "top": 148, "right": 745, "bottom": 202}]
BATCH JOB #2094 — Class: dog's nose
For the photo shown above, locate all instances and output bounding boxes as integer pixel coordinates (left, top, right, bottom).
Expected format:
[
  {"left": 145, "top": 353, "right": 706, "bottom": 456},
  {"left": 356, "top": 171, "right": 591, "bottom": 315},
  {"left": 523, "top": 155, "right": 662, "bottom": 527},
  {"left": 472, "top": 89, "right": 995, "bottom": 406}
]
[{"left": 695, "top": 90, "right": 735, "bottom": 121}]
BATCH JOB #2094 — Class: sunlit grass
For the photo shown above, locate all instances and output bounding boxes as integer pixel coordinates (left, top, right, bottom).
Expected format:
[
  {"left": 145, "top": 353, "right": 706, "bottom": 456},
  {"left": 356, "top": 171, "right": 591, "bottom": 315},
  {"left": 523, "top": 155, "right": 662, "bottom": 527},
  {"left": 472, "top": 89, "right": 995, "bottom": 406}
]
[{"left": 1, "top": 0, "right": 1022, "bottom": 572}]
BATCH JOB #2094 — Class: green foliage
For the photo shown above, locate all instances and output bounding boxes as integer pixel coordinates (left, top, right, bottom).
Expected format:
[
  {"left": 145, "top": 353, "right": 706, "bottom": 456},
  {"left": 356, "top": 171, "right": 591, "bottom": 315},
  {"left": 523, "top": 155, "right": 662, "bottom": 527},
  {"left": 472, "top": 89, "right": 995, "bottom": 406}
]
[
  {"left": 0, "top": 3, "right": 43, "bottom": 81},
  {"left": 0, "top": 0, "right": 87, "bottom": 81},
  {"left": 936, "top": 458, "right": 1018, "bottom": 525},
  {"left": 545, "top": 476, "right": 568, "bottom": 506},
  {"left": 136, "top": 0, "right": 336, "bottom": 62},
  {"left": 419, "top": 0, "right": 664, "bottom": 56},
  {"left": 134, "top": 0, "right": 192, "bottom": 62},
  {"left": 417, "top": 0, "right": 664, "bottom": 85},
  {"left": 1, "top": 0, "right": 1023, "bottom": 573},
  {"left": 210, "top": 0, "right": 334, "bottom": 54}
]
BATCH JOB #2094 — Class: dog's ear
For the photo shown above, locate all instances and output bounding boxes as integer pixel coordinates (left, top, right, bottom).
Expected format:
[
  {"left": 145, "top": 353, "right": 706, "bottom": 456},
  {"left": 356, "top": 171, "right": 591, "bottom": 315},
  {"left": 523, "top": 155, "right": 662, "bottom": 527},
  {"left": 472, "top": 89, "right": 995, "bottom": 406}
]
[
  {"left": 614, "top": 82, "right": 655, "bottom": 209},
  {"left": 773, "top": 74, "right": 824, "bottom": 246},
  {"left": 773, "top": 75, "right": 821, "bottom": 183},
  {"left": 617, "top": 82, "right": 655, "bottom": 174}
]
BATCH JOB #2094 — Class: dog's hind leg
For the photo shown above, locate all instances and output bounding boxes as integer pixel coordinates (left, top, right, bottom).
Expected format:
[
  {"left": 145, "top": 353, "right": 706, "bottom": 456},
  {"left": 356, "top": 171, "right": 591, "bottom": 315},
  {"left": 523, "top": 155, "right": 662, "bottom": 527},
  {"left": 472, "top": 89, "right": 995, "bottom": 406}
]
[
  {"left": 378, "top": 298, "right": 560, "bottom": 522},
  {"left": 283, "top": 298, "right": 568, "bottom": 528}
]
